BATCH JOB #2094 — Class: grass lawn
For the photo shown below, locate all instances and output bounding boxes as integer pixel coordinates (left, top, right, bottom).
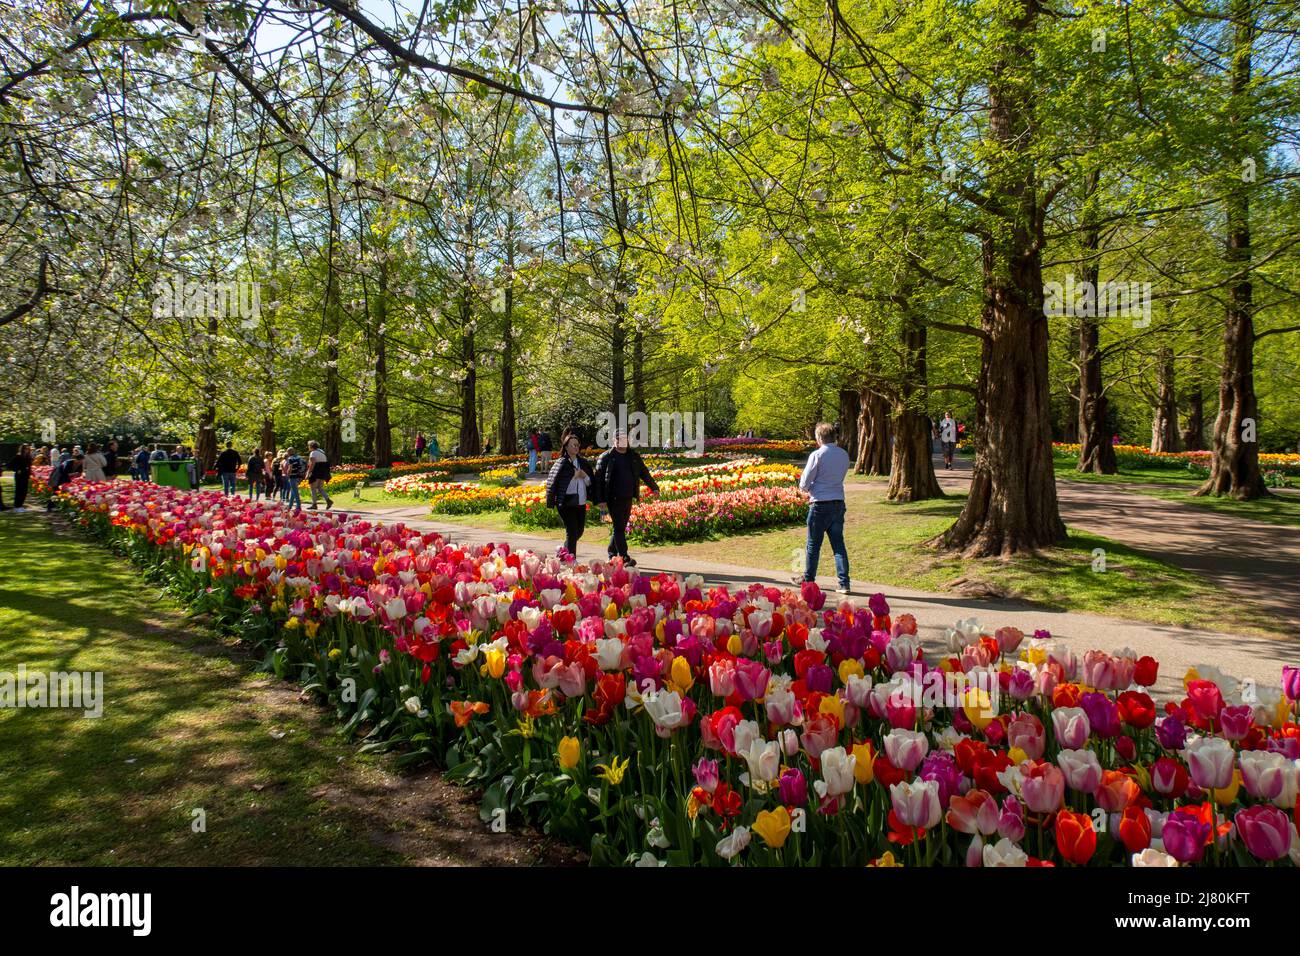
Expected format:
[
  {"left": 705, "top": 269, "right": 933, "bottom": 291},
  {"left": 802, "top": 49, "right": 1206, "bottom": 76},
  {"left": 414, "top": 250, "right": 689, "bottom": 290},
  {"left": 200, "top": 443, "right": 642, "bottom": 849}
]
[
  {"left": 0, "top": 512, "right": 580, "bottom": 867},
  {"left": 639, "top": 486, "right": 1284, "bottom": 638}
]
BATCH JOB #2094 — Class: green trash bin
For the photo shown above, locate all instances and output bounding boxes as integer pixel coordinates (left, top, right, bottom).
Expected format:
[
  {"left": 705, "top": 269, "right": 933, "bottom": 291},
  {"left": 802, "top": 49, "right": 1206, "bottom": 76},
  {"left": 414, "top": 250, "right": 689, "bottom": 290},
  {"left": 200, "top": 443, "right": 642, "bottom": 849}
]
[{"left": 151, "top": 459, "right": 198, "bottom": 490}]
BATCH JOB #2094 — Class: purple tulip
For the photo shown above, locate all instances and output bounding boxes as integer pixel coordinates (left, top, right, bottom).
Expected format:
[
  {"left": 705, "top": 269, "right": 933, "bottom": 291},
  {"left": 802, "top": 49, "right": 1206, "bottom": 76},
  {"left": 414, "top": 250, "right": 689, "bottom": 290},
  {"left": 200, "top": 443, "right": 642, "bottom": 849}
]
[
  {"left": 1161, "top": 812, "right": 1211, "bottom": 863},
  {"left": 693, "top": 758, "right": 719, "bottom": 793},
  {"left": 779, "top": 768, "right": 807, "bottom": 806},
  {"left": 1080, "top": 692, "right": 1121, "bottom": 739},
  {"left": 1155, "top": 713, "right": 1187, "bottom": 750}
]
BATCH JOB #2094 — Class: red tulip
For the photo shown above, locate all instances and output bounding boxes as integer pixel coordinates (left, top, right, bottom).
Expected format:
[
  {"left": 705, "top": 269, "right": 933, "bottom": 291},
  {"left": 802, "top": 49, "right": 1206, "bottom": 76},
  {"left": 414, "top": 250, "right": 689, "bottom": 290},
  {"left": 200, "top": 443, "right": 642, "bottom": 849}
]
[{"left": 1055, "top": 809, "right": 1097, "bottom": 865}]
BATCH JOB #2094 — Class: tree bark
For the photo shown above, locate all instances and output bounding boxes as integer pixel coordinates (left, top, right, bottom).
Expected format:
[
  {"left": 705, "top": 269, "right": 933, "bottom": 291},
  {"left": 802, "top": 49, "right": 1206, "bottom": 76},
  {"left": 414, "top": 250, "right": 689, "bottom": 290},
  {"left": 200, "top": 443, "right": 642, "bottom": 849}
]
[
  {"left": 887, "top": 321, "right": 942, "bottom": 501},
  {"left": 855, "top": 388, "right": 891, "bottom": 475},
  {"left": 1075, "top": 181, "right": 1116, "bottom": 475},
  {"left": 497, "top": 232, "right": 518, "bottom": 455},
  {"left": 260, "top": 417, "right": 276, "bottom": 457},
  {"left": 838, "top": 387, "right": 860, "bottom": 458},
  {"left": 937, "top": 0, "right": 1066, "bottom": 556},
  {"left": 1196, "top": 2, "right": 1266, "bottom": 500},
  {"left": 372, "top": 262, "right": 393, "bottom": 468},
  {"left": 458, "top": 285, "right": 481, "bottom": 456},
  {"left": 1150, "top": 347, "right": 1179, "bottom": 453},
  {"left": 1181, "top": 386, "right": 1204, "bottom": 451}
]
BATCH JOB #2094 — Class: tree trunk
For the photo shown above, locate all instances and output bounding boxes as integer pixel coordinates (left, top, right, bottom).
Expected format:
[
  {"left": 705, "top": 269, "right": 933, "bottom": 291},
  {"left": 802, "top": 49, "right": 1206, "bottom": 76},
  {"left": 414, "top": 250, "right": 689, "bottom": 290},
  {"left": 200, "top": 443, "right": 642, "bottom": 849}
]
[
  {"left": 888, "top": 322, "right": 943, "bottom": 501},
  {"left": 195, "top": 312, "right": 218, "bottom": 470},
  {"left": 838, "top": 387, "right": 860, "bottom": 458},
  {"left": 855, "top": 388, "right": 891, "bottom": 475},
  {"left": 458, "top": 285, "right": 481, "bottom": 456},
  {"left": 1196, "top": 2, "right": 1266, "bottom": 500},
  {"left": 1181, "top": 386, "right": 1204, "bottom": 451},
  {"left": 497, "top": 219, "right": 518, "bottom": 454},
  {"left": 1150, "top": 347, "right": 1179, "bottom": 453},
  {"left": 373, "top": 263, "right": 393, "bottom": 468},
  {"left": 937, "top": 0, "right": 1066, "bottom": 556},
  {"left": 259, "top": 417, "right": 275, "bottom": 457},
  {"left": 1075, "top": 182, "right": 1116, "bottom": 475}
]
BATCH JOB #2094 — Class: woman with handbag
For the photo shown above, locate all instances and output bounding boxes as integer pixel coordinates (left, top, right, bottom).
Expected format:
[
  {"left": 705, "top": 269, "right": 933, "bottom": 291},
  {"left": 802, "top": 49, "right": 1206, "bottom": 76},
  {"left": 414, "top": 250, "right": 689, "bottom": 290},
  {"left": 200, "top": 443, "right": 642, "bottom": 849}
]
[{"left": 545, "top": 432, "right": 593, "bottom": 559}]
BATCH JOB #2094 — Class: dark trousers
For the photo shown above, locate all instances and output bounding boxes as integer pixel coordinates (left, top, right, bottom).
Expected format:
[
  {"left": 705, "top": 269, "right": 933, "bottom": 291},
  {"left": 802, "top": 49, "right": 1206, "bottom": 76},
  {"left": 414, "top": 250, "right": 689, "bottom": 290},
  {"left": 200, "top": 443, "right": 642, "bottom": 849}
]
[
  {"left": 558, "top": 504, "right": 587, "bottom": 555},
  {"left": 606, "top": 497, "right": 633, "bottom": 558},
  {"left": 804, "top": 500, "right": 850, "bottom": 589},
  {"left": 13, "top": 471, "right": 29, "bottom": 507}
]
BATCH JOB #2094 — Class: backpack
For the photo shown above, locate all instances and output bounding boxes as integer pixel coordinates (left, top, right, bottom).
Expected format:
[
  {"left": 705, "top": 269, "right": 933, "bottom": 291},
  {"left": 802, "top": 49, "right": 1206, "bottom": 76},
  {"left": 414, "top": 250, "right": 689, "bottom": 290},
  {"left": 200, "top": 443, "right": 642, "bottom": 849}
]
[{"left": 287, "top": 455, "right": 306, "bottom": 479}]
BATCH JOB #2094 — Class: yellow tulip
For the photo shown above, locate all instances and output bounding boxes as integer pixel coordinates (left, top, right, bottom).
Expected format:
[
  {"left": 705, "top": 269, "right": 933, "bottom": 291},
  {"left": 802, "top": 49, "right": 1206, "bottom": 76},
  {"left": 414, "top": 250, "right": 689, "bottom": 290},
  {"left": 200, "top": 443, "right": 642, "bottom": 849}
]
[
  {"left": 483, "top": 648, "right": 506, "bottom": 679},
  {"left": 962, "top": 686, "right": 995, "bottom": 730},
  {"left": 868, "top": 851, "right": 903, "bottom": 867},
  {"left": 819, "top": 694, "right": 845, "bottom": 725},
  {"left": 838, "top": 659, "right": 864, "bottom": 683},
  {"left": 752, "top": 806, "right": 792, "bottom": 849},
  {"left": 727, "top": 633, "right": 743, "bottom": 656},
  {"left": 1008, "top": 746, "right": 1028, "bottom": 766},
  {"left": 670, "top": 656, "right": 694, "bottom": 694},
  {"left": 1183, "top": 666, "right": 1201, "bottom": 690},
  {"left": 304, "top": 620, "right": 320, "bottom": 639},
  {"left": 557, "top": 736, "right": 581, "bottom": 770},
  {"left": 851, "top": 742, "right": 875, "bottom": 784},
  {"left": 327, "top": 646, "right": 341, "bottom": 660},
  {"left": 605, "top": 601, "right": 620, "bottom": 620}
]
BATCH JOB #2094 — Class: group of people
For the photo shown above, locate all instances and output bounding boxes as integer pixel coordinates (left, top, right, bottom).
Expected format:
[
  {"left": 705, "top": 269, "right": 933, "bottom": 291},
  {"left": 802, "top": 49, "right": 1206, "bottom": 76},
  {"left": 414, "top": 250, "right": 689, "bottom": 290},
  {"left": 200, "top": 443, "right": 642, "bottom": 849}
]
[
  {"left": 526, "top": 428, "right": 553, "bottom": 475},
  {"left": 543, "top": 430, "right": 659, "bottom": 564},
  {"left": 224, "top": 441, "right": 333, "bottom": 513},
  {"left": 413, "top": 432, "right": 441, "bottom": 462}
]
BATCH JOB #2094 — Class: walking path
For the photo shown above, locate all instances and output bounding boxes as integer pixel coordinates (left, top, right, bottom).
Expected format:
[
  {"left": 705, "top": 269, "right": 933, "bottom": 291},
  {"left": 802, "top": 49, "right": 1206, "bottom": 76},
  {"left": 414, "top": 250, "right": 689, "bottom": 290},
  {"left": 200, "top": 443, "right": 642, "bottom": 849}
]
[
  {"left": 932, "top": 457, "right": 1300, "bottom": 634},
  {"left": 332, "top": 499, "right": 1296, "bottom": 701}
]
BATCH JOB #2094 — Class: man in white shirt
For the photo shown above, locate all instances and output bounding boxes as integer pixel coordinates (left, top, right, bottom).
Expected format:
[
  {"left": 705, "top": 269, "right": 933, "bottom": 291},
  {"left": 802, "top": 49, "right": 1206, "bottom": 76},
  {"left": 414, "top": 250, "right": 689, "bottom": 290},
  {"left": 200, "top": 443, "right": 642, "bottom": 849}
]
[{"left": 799, "top": 422, "right": 852, "bottom": 594}]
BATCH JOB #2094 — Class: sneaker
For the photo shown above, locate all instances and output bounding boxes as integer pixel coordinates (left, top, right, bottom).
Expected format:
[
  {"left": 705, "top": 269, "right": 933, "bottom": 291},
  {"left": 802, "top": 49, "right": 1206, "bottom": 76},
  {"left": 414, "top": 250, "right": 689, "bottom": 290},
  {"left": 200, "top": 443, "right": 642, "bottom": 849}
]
[
  {"left": 836, "top": 585, "right": 851, "bottom": 595},
  {"left": 325, "top": 499, "right": 334, "bottom": 509},
  {"left": 625, "top": 557, "right": 637, "bottom": 567}
]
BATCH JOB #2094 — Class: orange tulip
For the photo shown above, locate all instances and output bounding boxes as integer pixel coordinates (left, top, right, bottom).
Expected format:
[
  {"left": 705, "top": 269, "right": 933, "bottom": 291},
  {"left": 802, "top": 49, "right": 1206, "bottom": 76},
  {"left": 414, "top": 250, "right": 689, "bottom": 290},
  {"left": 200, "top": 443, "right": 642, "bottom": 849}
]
[{"left": 1054, "top": 809, "right": 1097, "bottom": 865}]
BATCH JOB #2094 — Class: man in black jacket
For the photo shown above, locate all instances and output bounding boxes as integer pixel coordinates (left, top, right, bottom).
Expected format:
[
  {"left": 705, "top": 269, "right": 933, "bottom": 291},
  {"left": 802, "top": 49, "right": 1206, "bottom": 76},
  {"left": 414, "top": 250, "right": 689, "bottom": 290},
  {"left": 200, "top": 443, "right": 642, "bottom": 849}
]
[
  {"left": 215, "top": 442, "right": 243, "bottom": 496},
  {"left": 593, "top": 431, "right": 659, "bottom": 566}
]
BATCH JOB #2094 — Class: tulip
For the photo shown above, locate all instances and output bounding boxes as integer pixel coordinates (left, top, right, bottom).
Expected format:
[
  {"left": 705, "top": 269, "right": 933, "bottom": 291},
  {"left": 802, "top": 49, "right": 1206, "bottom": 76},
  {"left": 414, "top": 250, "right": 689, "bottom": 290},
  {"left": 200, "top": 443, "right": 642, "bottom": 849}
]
[
  {"left": 1235, "top": 805, "right": 1293, "bottom": 861},
  {"left": 947, "top": 789, "right": 1000, "bottom": 836},
  {"left": 734, "top": 658, "right": 771, "bottom": 701},
  {"left": 752, "top": 807, "right": 792, "bottom": 849},
  {"left": 708, "top": 658, "right": 736, "bottom": 697},
  {"left": 983, "top": 838, "right": 1029, "bottom": 867},
  {"left": 740, "top": 739, "right": 781, "bottom": 785},
  {"left": 1020, "top": 761, "right": 1066, "bottom": 815},
  {"left": 1132, "top": 848, "right": 1180, "bottom": 867},
  {"left": 998, "top": 796, "right": 1026, "bottom": 842},
  {"left": 1117, "top": 805, "right": 1151, "bottom": 853},
  {"left": 1057, "top": 748, "right": 1103, "bottom": 794},
  {"left": 1095, "top": 770, "right": 1140, "bottom": 812},
  {"left": 818, "top": 746, "right": 857, "bottom": 798},
  {"left": 1283, "top": 665, "right": 1300, "bottom": 702},
  {"left": 1186, "top": 679, "right": 1225, "bottom": 721},
  {"left": 1185, "top": 736, "right": 1235, "bottom": 790},
  {"left": 1052, "top": 707, "right": 1091, "bottom": 749},
  {"left": 883, "top": 729, "right": 929, "bottom": 773},
  {"left": 692, "top": 758, "right": 719, "bottom": 793},
  {"left": 715, "top": 825, "right": 751, "bottom": 861},
  {"left": 669, "top": 655, "right": 694, "bottom": 694},
  {"left": 778, "top": 768, "right": 807, "bottom": 806},
  {"left": 1155, "top": 714, "right": 1187, "bottom": 750},
  {"left": 1161, "top": 811, "right": 1211, "bottom": 863},
  {"left": 850, "top": 742, "right": 876, "bottom": 785},
  {"left": 1151, "top": 757, "right": 1190, "bottom": 799},
  {"left": 556, "top": 736, "right": 581, "bottom": 770},
  {"left": 1006, "top": 714, "right": 1045, "bottom": 761},
  {"left": 889, "top": 779, "right": 942, "bottom": 830},
  {"left": 1054, "top": 810, "right": 1096, "bottom": 865}
]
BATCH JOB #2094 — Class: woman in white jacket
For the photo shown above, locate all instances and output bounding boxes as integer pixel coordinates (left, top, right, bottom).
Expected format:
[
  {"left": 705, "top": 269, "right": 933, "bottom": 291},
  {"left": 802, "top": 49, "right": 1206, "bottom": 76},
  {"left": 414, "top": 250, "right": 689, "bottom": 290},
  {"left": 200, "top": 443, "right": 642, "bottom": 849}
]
[{"left": 82, "top": 442, "right": 108, "bottom": 481}]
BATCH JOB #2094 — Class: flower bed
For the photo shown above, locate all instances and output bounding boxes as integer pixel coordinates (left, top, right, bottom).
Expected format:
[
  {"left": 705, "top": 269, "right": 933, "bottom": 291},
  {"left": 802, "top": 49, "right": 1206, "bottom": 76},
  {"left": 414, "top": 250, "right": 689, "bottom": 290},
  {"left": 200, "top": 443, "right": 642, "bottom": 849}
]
[
  {"left": 625, "top": 486, "right": 810, "bottom": 544},
  {"left": 51, "top": 480, "right": 1300, "bottom": 867},
  {"left": 1053, "top": 443, "right": 1300, "bottom": 478}
]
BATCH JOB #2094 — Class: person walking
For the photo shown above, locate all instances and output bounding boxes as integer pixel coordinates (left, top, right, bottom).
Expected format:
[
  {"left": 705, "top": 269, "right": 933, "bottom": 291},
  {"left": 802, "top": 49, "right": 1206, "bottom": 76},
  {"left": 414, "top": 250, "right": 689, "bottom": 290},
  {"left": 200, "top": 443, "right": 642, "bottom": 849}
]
[
  {"left": 283, "top": 447, "right": 306, "bottom": 512},
  {"left": 537, "top": 430, "right": 553, "bottom": 473},
  {"left": 592, "top": 430, "right": 659, "bottom": 566},
  {"left": 545, "top": 432, "right": 594, "bottom": 559},
  {"left": 428, "top": 435, "right": 440, "bottom": 462},
  {"left": 246, "top": 448, "right": 265, "bottom": 499},
  {"left": 305, "top": 440, "right": 333, "bottom": 510},
  {"left": 939, "top": 410, "right": 958, "bottom": 470},
  {"left": 527, "top": 428, "right": 540, "bottom": 475},
  {"left": 8, "top": 444, "right": 32, "bottom": 510},
  {"left": 103, "top": 439, "right": 118, "bottom": 478},
  {"left": 216, "top": 442, "right": 242, "bottom": 495},
  {"left": 799, "top": 422, "right": 852, "bottom": 595},
  {"left": 82, "top": 442, "right": 108, "bottom": 482},
  {"left": 132, "top": 445, "right": 148, "bottom": 481},
  {"left": 414, "top": 431, "right": 427, "bottom": 461}
]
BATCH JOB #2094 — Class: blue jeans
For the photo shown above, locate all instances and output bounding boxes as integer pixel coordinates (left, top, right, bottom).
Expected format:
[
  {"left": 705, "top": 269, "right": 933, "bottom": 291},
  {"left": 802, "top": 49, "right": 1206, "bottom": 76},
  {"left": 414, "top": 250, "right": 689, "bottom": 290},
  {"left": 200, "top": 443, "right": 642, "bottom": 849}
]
[
  {"left": 220, "top": 472, "right": 236, "bottom": 495},
  {"left": 528, "top": 448, "right": 538, "bottom": 473},
  {"left": 286, "top": 480, "right": 301, "bottom": 511},
  {"left": 804, "top": 500, "right": 850, "bottom": 589}
]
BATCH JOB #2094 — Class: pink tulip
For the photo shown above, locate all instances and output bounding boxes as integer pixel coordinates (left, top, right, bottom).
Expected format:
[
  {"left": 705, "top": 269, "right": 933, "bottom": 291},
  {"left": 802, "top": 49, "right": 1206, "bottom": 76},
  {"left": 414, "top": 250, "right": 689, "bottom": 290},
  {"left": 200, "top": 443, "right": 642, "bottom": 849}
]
[{"left": 1234, "top": 805, "right": 1293, "bottom": 861}]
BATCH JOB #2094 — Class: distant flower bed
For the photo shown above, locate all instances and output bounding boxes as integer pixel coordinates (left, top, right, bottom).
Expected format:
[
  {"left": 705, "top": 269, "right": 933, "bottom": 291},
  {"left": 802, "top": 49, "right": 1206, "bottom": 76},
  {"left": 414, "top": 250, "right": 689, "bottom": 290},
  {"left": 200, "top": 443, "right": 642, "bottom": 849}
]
[
  {"left": 625, "top": 485, "right": 809, "bottom": 544},
  {"left": 1053, "top": 443, "right": 1300, "bottom": 477}
]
